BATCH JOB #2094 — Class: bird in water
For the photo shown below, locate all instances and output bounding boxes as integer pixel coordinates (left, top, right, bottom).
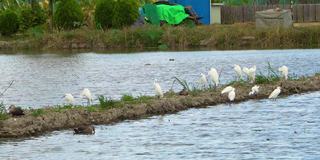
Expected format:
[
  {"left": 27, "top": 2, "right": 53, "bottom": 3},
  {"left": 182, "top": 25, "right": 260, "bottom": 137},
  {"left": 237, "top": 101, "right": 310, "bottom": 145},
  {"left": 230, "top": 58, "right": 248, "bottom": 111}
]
[
  {"left": 269, "top": 86, "right": 281, "bottom": 99},
  {"left": 64, "top": 93, "right": 75, "bottom": 105},
  {"left": 154, "top": 80, "right": 163, "bottom": 98},
  {"left": 208, "top": 68, "right": 219, "bottom": 87},
  {"left": 81, "top": 88, "right": 92, "bottom": 106},
  {"left": 228, "top": 88, "right": 236, "bottom": 102},
  {"left": 234, "top": 64, "right": 243, "bottom": 80},
  {"left": 249, "top": 85, "right": 260, "bottom": 96},
  {"left": 8, "top": 105, "right": 24, "bottom": 117},
  {"left": 198, "top": 73, "right": 208, "bottom": 88},
  {"left": 278, "top": 66, "right": 289, "bottom": 80},
  {"left": 74, "top": 125, "right": 95, "bottom": 135}
]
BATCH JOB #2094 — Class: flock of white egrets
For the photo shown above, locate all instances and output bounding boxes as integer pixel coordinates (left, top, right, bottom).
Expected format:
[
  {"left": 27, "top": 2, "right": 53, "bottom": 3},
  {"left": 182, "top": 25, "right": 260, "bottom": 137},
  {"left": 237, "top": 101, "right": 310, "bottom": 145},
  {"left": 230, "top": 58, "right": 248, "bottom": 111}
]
[
  {"left": 64, "top": 65, "right": 288, "bottom": 105},
  {"left": 153, "top": 64, "right": 289, "bottom": 102}
]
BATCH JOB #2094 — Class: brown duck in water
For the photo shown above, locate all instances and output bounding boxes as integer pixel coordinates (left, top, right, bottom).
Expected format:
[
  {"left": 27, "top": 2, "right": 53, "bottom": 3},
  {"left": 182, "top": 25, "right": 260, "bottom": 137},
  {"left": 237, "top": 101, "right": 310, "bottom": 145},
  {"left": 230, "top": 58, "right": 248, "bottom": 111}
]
[
  {"left": 74, "top": 125, "right": 95, "bottom": 135},
  {"left": 8, "top": 105, "right": 24, "bottom": 117}
]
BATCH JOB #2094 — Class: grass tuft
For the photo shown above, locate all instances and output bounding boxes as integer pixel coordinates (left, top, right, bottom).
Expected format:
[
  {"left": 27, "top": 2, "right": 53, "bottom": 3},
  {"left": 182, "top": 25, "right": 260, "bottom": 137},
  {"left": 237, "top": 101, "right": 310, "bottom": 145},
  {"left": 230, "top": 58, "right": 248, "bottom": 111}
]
[{"left": 31, "top": 109, "right": 46, "bottom": 117}]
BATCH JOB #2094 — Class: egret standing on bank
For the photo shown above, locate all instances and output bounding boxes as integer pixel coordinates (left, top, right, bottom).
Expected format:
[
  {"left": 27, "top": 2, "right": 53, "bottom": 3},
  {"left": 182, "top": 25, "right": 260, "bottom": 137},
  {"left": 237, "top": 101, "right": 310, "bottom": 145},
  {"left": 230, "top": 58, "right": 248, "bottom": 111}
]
[
  {"left": 234, "top": 64, "right": 242, "bottom": 80},
  {"left": 208, "top": 68, "right": 219, "bottom": 87},
  {"left": 279, "top": 66, "right": 289, "bottom": 80},
  {"left": 228, "top": 88, "right": 236, "bottom": 102},
  {"left": 249, "top": 85, "right": 260, "bottom": 96},
  {"left": 154, "top": 80, "right": 163, "bottom": 98},
  {"left": 221, "top": 86, "right": 234, "bottom": 95},
  {"left": 269, "top": 86, "right": 281, "bottom": 99},
  {"left": 198, "top": 73, "right": 208, "bottom": 88},
  {"left": 64, "top": 93, "right": 75, "bottom": 105},
  {"left": 81, "top": 88, "right": 92, "bottom": 105},
  {"left": 248, "top": 65, "right": 257, "bottom": 83}
]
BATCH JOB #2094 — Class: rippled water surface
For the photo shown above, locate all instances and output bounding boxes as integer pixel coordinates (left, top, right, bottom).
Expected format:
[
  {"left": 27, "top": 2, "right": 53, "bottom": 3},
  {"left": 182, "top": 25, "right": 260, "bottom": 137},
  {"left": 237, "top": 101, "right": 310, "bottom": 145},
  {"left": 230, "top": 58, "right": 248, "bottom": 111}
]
[
  {"left": 0, "top": 49, "right": 320, "bottom": 107},
  {"left": 1, "top": 92, "right": 320, "bottom": 159}
]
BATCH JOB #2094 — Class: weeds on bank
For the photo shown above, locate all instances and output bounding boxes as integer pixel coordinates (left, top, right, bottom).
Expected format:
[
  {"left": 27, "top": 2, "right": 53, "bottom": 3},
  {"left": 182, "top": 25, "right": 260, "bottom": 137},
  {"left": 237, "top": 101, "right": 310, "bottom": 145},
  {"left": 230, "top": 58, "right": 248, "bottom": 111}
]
[
  {"left": 0, "top": 102, "right": 9, "bottom": 120},
  {"left": 31, "top": 108, "right": 46, "bottom": 117}
]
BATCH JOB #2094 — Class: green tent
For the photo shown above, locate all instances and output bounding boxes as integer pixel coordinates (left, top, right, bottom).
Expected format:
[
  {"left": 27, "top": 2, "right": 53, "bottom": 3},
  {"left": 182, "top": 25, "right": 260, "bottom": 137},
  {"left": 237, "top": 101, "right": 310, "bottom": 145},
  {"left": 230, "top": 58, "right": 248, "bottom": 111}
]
[{"left": 143, "top": 4, "right": 189, "bottom": 25}]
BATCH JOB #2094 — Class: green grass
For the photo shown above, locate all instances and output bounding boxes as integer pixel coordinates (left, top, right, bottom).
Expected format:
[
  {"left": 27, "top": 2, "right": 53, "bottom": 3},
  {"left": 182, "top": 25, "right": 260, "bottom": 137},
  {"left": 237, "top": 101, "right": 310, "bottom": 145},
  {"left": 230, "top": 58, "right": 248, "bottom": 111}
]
[
  {"left": 0, "top": 102, "right": 9, "bottom": 120},
  {"left": 121, "top": 94, "right": 135, "bottom": 102},
  {"left": 31, "top": 108, "right": 46, "bottom": 117}
]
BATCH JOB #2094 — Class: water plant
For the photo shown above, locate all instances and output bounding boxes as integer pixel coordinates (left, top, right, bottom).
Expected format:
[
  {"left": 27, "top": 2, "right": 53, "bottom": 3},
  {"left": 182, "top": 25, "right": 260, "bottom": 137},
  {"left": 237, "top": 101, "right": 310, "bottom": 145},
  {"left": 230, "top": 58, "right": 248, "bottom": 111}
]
[{"left": 172, "top": 76, "right": 192, "bottom": 91}]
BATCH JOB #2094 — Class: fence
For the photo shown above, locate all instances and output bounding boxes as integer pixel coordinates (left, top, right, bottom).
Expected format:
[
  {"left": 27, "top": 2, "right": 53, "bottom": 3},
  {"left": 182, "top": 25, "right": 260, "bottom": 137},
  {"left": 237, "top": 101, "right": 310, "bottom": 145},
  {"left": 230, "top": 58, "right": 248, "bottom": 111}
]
[{"left": 221, "top": 4, "right": 320, "bottom": 24}]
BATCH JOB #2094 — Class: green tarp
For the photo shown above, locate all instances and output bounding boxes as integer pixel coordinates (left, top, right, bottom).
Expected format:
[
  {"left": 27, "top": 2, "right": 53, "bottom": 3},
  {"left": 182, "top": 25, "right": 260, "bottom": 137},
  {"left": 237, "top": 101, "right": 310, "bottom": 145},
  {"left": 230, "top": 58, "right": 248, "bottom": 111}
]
[{"left": 156, "top": 4, "right": 189, "bottom": 25}]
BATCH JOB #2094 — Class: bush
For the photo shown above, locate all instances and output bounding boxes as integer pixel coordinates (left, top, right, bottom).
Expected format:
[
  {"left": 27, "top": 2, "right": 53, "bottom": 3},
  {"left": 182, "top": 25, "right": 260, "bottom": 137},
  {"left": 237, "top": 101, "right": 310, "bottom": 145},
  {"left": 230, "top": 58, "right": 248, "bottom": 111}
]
[
  {"left": 94, "top": 0, "right": 115, "bottom": 29},
  {"left": 112, "top": 0, "right": 139, "bottom": 28},
  {"left": 95, "top": 0, "right": 139, "bottom": 29},
  {"left": 0, "top": 10, "right": 20, "bottom": 36},
  {"left": 53, "top": 0, "right": 84, "bottom": 30},
  {"left": 20, "top": 5, "right": 47, "bottom": 30}
]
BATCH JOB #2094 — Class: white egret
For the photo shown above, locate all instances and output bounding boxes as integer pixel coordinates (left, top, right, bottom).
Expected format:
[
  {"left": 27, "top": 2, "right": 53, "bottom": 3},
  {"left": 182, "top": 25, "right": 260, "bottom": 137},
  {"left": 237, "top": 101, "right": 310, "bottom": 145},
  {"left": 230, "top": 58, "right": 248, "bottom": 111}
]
[
  {"left": 81, "top": 88, "right": 92, "bottom": 105},
  {"left": 221, "top": 86, "right": 234, "bottom": 94},
  {"left": 249, "top": 85, "right": 260, "bottom": 96},
  {"left": 269, "top": 86, "right": 281, "bottom": 99},
  {"left": 278, "top": 66, "right": 289, "bottom": 80},
  {"left": 243, "top": 67, "right": 250, "bottom": 76},
  {"left": 198, "top": 73, "right": 208, "bottom": 87},
  {"left": 154, "top": 80, "right": 163, "bottom": 98},
  {"left": 228, "top": 88, "right": 236, "bottom": 102},
  {"left": 208, "top": 68, "right": 219, "bottom": 87},
  {"left": 234, "top": 64, "right": 242, "bottom": 79},
  {"left": 248, "top": 65, "right": 257, "bottom": 83},
  {"left": 64, "top": 93, "right": 75, "bottom": 105}
]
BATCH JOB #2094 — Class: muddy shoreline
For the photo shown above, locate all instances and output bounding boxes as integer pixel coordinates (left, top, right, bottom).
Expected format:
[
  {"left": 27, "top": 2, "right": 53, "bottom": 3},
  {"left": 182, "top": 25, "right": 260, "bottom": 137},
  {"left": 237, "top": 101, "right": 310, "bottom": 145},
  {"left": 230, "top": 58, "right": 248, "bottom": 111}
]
[{"left": 1, "top": 75, "right": 320, "bottom": 138}]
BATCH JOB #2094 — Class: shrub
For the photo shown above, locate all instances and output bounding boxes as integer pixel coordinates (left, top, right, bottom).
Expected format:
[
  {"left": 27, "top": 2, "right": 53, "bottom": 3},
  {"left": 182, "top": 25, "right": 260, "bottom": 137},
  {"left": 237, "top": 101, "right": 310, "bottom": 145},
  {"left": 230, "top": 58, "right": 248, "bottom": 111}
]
[
  {"left": 53, "top": 0, "right": 84, "bottom": 30},
  {"left": 20, "top": 5, "right": 47, "bottom": 30},
  {"left": 94, "top": 0, "right": 115, "bottom": 29},
  {"left": 112, "top": 0, "right": 139, "bottom": 28},
  {"left": 95, "top": 0, "right": 139, "bottom": 29},
  {"left": 0, "top": 10, "right": 20, "bottom": 36}
]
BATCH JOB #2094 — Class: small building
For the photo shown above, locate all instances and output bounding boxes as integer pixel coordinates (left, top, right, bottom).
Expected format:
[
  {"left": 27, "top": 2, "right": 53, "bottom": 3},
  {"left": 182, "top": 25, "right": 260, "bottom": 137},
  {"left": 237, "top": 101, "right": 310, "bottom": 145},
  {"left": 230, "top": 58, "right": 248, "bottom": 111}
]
[{"left": 168, "top": 0, "right": 212, "bottom": 25}]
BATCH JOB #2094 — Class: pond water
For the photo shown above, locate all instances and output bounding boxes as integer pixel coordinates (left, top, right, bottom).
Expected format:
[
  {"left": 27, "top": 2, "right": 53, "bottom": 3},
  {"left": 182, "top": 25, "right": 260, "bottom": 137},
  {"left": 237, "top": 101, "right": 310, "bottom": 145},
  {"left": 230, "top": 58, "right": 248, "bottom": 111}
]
[
  {"left": 1, "top": 91, "right": 319, "bottom": 159},
  {"left": 0, "top": 49, "right": 320, "bottom": 107},
  {"left": 1, "top": 49, "right": 320, "bottom": 159}
]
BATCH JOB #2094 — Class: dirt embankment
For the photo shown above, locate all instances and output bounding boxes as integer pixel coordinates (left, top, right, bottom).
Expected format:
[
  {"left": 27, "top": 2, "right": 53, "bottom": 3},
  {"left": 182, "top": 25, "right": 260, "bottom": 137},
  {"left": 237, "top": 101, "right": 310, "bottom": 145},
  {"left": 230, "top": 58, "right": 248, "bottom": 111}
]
[{"left": 1, "top": 75, "right": 320, "bottom": 138}]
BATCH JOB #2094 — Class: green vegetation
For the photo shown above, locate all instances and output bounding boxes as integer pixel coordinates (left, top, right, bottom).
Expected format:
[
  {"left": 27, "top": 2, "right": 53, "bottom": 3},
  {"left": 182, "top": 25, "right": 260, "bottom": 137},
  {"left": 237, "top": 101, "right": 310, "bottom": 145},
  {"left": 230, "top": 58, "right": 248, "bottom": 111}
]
[
  {"left": 19, "top": 4, "right": 47, "bottom": 31},
  {"left": 53, "top": 0, "right": 84, "bottom": 30},
  {"left": 0, "top": 10, "right": 19, "bottom": 36},
  {"left": 112, "top": 0, "right": 139, "bottom": 28},
  {"left": 94, "top": 0, "right": 115, "bottom": 29},
  {"left": 31, "top": 108, "right": 46, "bottom": 117},
  {"left": 0, "top": 102, "right": 9, "bottom": 120},
  {"left": 255, "top": 62, "right": 281, "bottom": 84},
  {"left": 95, "top": 0, "right": 139, "bottom": 29}
]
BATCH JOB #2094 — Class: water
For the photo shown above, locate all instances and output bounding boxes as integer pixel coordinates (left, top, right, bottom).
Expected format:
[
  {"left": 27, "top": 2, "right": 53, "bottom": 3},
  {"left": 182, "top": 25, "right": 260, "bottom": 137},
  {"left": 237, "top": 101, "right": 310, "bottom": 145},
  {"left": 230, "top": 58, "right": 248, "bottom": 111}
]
[
  {"left": 0, "top": 49, "right": 320, "bottom": 159},
  {"left": 0, "top": 49, "right": 320, "bottom": 107},
  {"left": 1, "top": 92, "right": 319, "bottom": 159}
]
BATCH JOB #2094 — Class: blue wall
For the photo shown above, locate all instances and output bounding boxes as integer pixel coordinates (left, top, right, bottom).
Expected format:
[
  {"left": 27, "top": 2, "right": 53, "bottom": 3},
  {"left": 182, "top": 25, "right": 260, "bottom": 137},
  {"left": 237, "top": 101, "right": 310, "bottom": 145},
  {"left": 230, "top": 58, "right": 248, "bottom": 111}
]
[{"left": 169, "top": 0, "right": 211, "bottom": 25}]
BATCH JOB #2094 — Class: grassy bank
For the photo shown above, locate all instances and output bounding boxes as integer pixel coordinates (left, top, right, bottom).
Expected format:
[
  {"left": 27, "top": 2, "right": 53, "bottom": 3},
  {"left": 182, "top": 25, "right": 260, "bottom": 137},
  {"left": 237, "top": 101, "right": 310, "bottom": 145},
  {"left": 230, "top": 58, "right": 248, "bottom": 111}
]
[
  {"left": 0, "top": 24, "right": 320, "bottom": 51},
  {"left": 1, "top": 72, "right": 320, "bottom": 138}
]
